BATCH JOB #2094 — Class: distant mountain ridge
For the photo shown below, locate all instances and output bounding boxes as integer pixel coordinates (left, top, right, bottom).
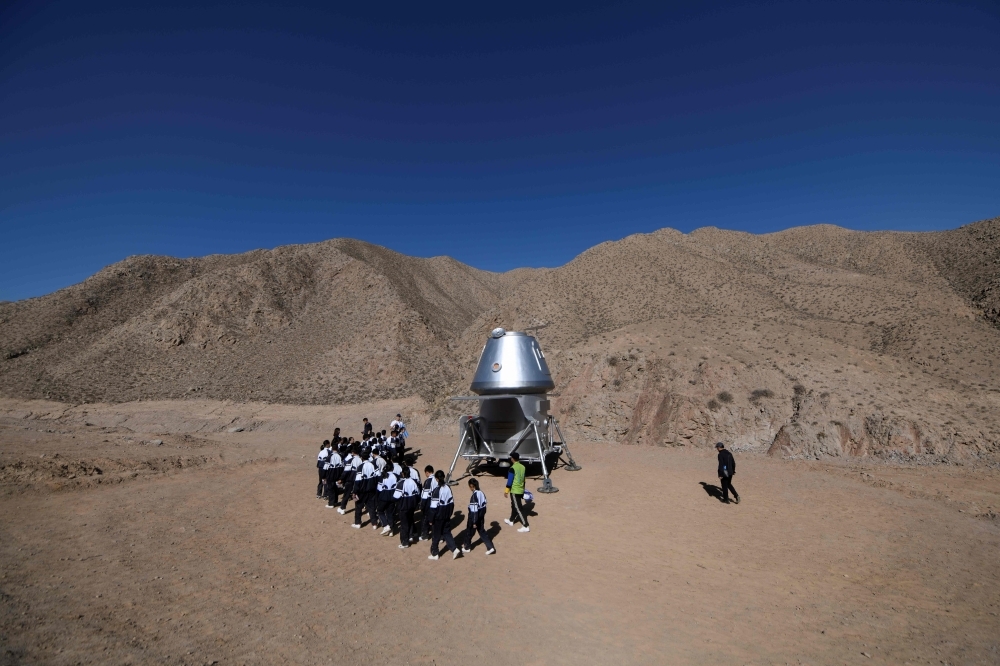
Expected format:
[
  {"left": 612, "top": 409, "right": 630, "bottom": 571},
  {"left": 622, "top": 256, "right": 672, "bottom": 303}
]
[{"left": 2, "top": 217, "right": 998, "bottom": 461}]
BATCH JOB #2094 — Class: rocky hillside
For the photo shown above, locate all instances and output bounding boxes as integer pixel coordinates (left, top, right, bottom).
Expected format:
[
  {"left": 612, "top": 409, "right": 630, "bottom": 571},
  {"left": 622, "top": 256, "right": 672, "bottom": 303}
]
[{"left": 2, "top": 217, "right": 999, "bottom": 462}]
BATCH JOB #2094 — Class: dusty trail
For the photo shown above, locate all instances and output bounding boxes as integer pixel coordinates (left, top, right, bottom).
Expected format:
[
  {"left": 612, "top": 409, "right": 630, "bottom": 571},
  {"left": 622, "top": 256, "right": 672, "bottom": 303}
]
[{"left": 2, "top": 408, "right": 999, "bottom": 664}]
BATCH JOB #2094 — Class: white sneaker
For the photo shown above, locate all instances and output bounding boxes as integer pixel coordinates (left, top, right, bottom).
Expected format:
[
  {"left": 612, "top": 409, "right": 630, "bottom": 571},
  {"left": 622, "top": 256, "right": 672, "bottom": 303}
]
[
  {"left": 518, "top": 526, "right": 530, "bottom": 533},
  {"left": 381, "top": 526, "right": 391, "bottom": 535},
  {"left": 461, "top": 547, "right": 471, "bottom": 553},
  {"left": 428, "top": 554, "right": 439, "bottom": 560},
  {"left": 452, "top": 550, "right": 462, "bottom": 560},
  {"left": 398, "top": 544, "right": 409, "bottom": 549},
  {"left": 503, "top": 519, "right": 514, "bottom": 526},
  {"left": 418, "top": 536, "right": 428, "bottom": 541},
  {"left": 325, "top": 505, "right": 336, "bottom": 509},
  {"left": 351, "top": 524, "right": 361, "bottom": 529},
  {"left": 372, "top": 524, "right": 379, "bottom": 530},
  {"left": 485, "top": 548, "right": 495, "bottom": 555},
  {"left": 336, "top": 508, "right": 346, "bottom": 515}
]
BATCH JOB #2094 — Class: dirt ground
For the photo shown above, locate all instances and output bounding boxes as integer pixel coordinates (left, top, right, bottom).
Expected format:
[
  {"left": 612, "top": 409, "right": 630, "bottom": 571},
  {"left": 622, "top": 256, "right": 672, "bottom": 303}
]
[{"left": 2, "top": 401, "right": 999, "bottom": 665}]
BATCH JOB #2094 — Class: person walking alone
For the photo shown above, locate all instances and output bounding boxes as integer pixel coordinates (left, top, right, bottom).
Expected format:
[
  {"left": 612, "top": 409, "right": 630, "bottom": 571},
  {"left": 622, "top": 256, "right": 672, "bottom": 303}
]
[
  {"left": 716, "top": 442, "right": 740, "bottom": 504},
  {"left": 503, "top": 452, "right": 530, "bottom": 533}
]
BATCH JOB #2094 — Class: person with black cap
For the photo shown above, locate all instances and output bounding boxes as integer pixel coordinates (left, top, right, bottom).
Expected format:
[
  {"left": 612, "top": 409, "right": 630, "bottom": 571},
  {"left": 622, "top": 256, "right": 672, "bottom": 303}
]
[
  {"left": 716, "top": 442, "right": 740, "bottom": 504},
  {"left": 428, "top": 470, "right": 461, "bottom": 560}
]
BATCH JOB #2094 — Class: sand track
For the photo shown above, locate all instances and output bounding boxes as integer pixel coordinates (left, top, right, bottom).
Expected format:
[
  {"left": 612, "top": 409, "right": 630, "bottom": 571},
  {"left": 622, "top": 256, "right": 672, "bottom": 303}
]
[{"left": 1, "top": 401, "right": 998, "bottom": 664}]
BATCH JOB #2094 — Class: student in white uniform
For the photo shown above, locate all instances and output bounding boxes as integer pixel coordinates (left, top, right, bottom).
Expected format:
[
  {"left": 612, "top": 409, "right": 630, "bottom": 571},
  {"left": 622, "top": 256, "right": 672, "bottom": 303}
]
[
  {"left": 325, "top": 445, "right": 344, "bottom": 509},
  {"left": 394, "top": 465, "right": 421, "bottom": 549},
  {"left": 376, "top": 467, "right": 399, "bottom": 536},
  {"left": 419, "top": 465, "right": 438, "bottom": 541},
  {"left": 460, "top": 478, "right": 496, "bottom": 555},
  {"left": 428, "top": 470, "right": 461, "bottom": 561},
  {"left": 352, "top": 449, "right": 379, "bottom": 529},
  {"left": 316, "top": 442, "right": 330, "bottom": 498},
  {"left": 338, "top": 446, "right": 359, "bottom": 514}
]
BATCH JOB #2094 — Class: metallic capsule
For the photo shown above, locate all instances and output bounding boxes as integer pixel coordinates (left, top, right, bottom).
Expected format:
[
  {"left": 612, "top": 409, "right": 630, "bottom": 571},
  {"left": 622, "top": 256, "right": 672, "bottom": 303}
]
[{"left": 469, "top": 330, "right": 555, "bottom": 395}]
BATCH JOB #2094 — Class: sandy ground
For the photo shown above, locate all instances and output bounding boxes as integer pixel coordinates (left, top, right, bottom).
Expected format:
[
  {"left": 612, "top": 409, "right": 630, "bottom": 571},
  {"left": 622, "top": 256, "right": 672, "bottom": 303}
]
[{"left": 2, "top": 402, "right": 999, "bottom": 665}]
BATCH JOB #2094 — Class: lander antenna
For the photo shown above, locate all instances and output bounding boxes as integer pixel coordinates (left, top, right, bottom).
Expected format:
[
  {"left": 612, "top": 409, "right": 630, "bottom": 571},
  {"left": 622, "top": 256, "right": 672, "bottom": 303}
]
[{"left": 445, "top": 327, "right": 581, "bottom": 493}]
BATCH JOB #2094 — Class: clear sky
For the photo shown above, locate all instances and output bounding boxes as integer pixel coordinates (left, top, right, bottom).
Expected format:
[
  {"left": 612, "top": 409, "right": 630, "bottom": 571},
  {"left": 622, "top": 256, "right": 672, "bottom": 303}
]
[{"left": 2, "top": 0, "right": 999, "bottom": 302}]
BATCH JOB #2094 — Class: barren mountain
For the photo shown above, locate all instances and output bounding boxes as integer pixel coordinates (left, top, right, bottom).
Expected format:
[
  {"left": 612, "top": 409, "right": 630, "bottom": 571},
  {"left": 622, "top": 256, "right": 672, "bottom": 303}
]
[{"left": 2, "top": 217, "right": 999, "bottom": 461}]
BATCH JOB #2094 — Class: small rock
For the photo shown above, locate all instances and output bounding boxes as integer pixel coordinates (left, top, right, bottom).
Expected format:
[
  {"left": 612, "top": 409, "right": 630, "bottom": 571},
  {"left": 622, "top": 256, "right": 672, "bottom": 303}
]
[
  {"left": 862, "top": 652, "right": 871, "bottom": 658},
  {"left": 151, "top": 439, "right": 163, "bottom": 446},
  {"left": 227, "top": 427, "right": 244, "bottom": 433}
]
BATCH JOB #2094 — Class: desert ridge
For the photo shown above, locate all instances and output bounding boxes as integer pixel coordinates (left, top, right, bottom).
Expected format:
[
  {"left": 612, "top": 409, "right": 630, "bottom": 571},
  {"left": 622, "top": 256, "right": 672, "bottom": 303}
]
[{"left": 1, "top": 217, "right": 998, "bottom": 462}]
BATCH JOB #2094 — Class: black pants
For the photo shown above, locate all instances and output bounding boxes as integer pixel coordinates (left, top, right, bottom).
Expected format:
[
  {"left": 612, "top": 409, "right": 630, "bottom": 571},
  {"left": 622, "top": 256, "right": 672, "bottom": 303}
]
[
  {"left": 464, "top": 509, "right": 495, "bottom": 551},
  {"left": 326, "top": 478, "right": 340, "bottom": 507},
  {"left": 720, "top": 475, "right": 739, "bottom": 501},
  {"left": 355, "top": 490, "right": 374, "bottom": 525},
  {"left": 317, "top": 468, "right": 325, "bottom": 496},
  {"left": 431, "top": 506, "right": 458, "bottom": 556},
  {"left": 339, "top": 480, "right": 354, "bottom": 510},
  {"left": 398, "top": 501, "right": 417, "bottom": 546},
  {"left": 509, "top": 492, "right": 529, "bottom": 527},
  {"left": 420, "top": 499, "right": 434, "bottom": 538},
  {"left": 378, "top": 498, "right": 396, "bottom": 531}
]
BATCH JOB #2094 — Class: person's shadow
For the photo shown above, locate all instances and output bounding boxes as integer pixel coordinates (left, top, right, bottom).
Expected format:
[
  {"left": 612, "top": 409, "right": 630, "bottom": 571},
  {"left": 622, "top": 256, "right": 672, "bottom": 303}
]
[{"left": 699, "top": 482, "right": 725, "bottom": 502}]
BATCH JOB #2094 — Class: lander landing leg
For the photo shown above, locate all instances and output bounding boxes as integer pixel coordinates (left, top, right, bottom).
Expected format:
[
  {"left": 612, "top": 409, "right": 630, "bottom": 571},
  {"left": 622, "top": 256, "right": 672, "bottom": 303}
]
[
  {"left": 445, "top": 428, "right": 467, "bottom": 486},
  {"left": 534, "top": 423, "right": 558, "bottom": 494},
  {"left": 554, "top": 420, "right": 582, "bottom": 472}
]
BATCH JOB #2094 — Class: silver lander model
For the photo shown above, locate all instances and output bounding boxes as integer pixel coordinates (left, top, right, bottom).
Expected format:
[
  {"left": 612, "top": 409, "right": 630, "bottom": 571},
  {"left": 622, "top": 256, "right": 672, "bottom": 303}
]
[{"left": 445, "top": 328, "right": 580, "bottom": 493}]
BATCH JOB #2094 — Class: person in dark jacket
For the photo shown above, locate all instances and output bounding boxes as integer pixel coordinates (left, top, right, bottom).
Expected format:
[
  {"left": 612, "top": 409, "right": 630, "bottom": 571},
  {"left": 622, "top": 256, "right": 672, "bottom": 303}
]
[{"left": 716, "top": 442, "right": 740, "bottom": 504}]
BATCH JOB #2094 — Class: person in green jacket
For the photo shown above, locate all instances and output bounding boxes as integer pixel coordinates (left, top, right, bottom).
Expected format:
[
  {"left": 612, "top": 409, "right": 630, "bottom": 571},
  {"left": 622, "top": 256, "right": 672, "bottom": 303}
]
[{"left": 503, "top": 452, "right": 530, "bottom": 532}]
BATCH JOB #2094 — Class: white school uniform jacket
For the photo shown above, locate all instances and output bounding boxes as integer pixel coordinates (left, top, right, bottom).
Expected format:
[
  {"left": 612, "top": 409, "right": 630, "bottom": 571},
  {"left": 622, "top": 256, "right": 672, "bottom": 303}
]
[
  {"left": 377, "top": 472, "right": 399, "bottom": 494},
  {"left": 317, "top": 449, "right": 330, "bottom": 466},
  {"left": 394, "top": 477, "right": 420, "bottom": 500},
  {"left": 468, "top": 489, "right": 487, "bottom": 514},
  {"left": 421, "top": 476, "right": 439, "bottom": 500},
  {"left": 342, "top": 455, "right": 360, "bottom": 481},
  {"left": 429, "top": 484, "right": 454, "bottom": 510},
  {"left": 374, "top": 456, "right": 387, "bottom": 473},
  {"left": 355, "top": 460, "right": 377, "bottom": 484}
]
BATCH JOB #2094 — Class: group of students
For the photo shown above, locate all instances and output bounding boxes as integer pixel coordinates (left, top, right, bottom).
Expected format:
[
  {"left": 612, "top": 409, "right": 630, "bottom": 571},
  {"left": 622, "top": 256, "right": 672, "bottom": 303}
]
[{"left": 314, "top": 416, "right": 530, "bottom": 560}]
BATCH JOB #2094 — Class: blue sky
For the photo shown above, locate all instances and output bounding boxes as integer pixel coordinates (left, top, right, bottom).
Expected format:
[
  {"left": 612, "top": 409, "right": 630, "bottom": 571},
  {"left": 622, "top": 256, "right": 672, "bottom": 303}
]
[{"left": 2, "top": 0, "right": 999, "bottom": 301}]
